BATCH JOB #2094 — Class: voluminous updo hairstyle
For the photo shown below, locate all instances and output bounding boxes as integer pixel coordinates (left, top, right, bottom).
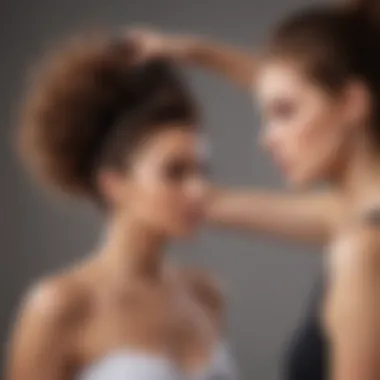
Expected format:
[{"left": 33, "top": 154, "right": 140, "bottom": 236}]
[
  {"left": 19, "top": 33, "right": 198, "bottom": 202},
  {"left": 266, "top": 0, "right": 380, "bottom": 143}
]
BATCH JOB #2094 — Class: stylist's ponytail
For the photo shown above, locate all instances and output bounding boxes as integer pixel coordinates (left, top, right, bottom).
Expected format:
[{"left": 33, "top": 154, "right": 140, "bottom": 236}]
[{"left": 344, "top": 0, "right": 380, "bottom": 25}]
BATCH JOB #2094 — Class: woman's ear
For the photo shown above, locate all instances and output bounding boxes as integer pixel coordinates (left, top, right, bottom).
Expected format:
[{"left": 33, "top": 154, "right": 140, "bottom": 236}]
[
  {"left": 341, "top": 80, "right": 372, "bottom": 131},
  {"left": 97, "top": 168, "right": 130, "bottom": 208}
]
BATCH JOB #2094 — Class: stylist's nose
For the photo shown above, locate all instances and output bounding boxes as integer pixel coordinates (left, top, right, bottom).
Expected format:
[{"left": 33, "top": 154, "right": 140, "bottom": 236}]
[
  {"left": 260, "top": 125, "right": 273, "bottom": 152},
  {"left": 260, "top": 124, "right": 282, "bottom": 156}
]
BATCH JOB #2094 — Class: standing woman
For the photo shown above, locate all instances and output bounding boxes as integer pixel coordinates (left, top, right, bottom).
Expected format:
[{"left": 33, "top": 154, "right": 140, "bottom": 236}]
[
  {"left": 132, "top": 0, "right": 380, "bottom": 379},
  {"left": 6, "top": 34, "right": 239, "bottom": 380}
]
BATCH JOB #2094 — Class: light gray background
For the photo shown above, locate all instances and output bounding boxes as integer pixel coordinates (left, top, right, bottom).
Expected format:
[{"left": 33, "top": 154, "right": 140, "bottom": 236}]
[{"left": 1, "top": 0, "right": 323, "bottom": 379}]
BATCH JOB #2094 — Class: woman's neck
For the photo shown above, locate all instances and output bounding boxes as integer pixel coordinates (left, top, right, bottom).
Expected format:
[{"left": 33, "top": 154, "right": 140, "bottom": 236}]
[{"left": 98, "top": 215, "right": 168, "bottom": 284}]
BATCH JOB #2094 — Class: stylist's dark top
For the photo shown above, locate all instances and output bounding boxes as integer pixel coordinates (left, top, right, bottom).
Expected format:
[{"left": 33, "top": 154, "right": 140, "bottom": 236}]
[
  {"left": 283, "top": 208, "right": 380, "bottom": 380},
  {"left": 283, "top": 276, "right": 328, "bottom": 380}
]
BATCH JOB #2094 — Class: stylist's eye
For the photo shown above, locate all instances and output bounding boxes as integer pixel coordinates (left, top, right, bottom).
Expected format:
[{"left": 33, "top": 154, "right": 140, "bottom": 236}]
[{"left": 271, "top": 99, "right": 297, "bottom": 121}]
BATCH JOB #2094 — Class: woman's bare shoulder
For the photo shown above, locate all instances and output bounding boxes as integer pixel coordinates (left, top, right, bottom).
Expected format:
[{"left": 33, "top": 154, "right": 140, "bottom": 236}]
[{"left": 19, "top": 265, "right": 92, "bottom": 329}]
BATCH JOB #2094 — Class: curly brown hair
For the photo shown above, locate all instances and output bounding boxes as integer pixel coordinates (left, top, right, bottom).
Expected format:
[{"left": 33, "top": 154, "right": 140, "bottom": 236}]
[{"left": 18, "top": 33, "right": 198, "bottom": 201}]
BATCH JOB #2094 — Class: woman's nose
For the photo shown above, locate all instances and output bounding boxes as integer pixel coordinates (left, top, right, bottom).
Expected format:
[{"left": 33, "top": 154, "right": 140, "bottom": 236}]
[{"left": 187, "top": 177, "right": 209, "bottom": 200}]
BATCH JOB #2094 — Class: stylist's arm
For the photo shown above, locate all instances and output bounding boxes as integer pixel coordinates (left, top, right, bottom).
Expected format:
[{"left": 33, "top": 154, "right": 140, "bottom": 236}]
[{"left": 328, "top": 224, "right": 380, "bottom": 380}]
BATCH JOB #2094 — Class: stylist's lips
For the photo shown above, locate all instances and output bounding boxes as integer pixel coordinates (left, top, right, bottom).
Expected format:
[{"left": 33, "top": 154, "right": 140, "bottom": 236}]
[
  {"left": 186, "top": 208, "right": 204, "bottom": 225},
  {"left": 280, "top": 160, "right": 292, "bottom": 174},
  {"left": 272, "top": 153, "right": 289, "bottom": 173},
  {"left": 276, "top": 152, "right": 293, "bottom": 173}
]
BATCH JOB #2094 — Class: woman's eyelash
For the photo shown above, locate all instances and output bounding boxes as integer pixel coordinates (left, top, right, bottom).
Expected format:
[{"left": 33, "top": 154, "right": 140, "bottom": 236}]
[{"left": 164, "top": 161, "right": 210, "bottom": 179}]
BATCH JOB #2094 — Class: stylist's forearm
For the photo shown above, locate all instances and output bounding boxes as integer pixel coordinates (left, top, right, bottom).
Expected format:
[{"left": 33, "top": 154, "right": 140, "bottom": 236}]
[
  {"left": 206, "top": 189, "right": 333, "bottom": 244},
  {"left": 180, "top": 37, "right": 257, "bottom": 88}
]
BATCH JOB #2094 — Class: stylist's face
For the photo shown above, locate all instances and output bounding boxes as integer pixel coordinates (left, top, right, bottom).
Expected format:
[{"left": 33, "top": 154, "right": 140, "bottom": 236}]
[{"left": 255, "top": 60, "right": 354, "bottom": 188}]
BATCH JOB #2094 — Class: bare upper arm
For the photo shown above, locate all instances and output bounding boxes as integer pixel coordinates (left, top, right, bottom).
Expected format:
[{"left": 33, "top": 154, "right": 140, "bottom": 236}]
[
  {"left": 329, "top": 227, "right": 380, "bottom": 380},
  {"left": 6, "top": 276, "right": 83, "bottom": 380}
]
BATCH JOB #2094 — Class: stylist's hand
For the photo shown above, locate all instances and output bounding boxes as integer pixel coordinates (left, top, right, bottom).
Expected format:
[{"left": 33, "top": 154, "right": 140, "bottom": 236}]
[{"left": 126, "top": 27, "right": 198, "bottom": 61}]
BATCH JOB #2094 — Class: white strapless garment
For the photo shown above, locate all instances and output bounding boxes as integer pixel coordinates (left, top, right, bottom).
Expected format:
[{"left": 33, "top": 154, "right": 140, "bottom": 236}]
[{"left": 77, "top": 343, "right": 238, "bottom": 380}]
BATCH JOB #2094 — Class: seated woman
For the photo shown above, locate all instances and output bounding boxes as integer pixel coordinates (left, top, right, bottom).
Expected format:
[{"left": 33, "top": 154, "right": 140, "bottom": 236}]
[
  {"left": 6, "top": 34, "right": 238, "bottom": 380},
  {"left": 129, "top": 0, "right": 380, "bottom": 379}
]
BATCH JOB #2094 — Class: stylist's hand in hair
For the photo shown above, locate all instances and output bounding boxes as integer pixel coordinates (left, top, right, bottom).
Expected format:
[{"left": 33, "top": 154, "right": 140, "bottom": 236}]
[
  {"left": 126, "top": 28, "right": 198, "bottom": 61},
  {"left": 126, "top": 27, "right": 255, "bottom": 88}
]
